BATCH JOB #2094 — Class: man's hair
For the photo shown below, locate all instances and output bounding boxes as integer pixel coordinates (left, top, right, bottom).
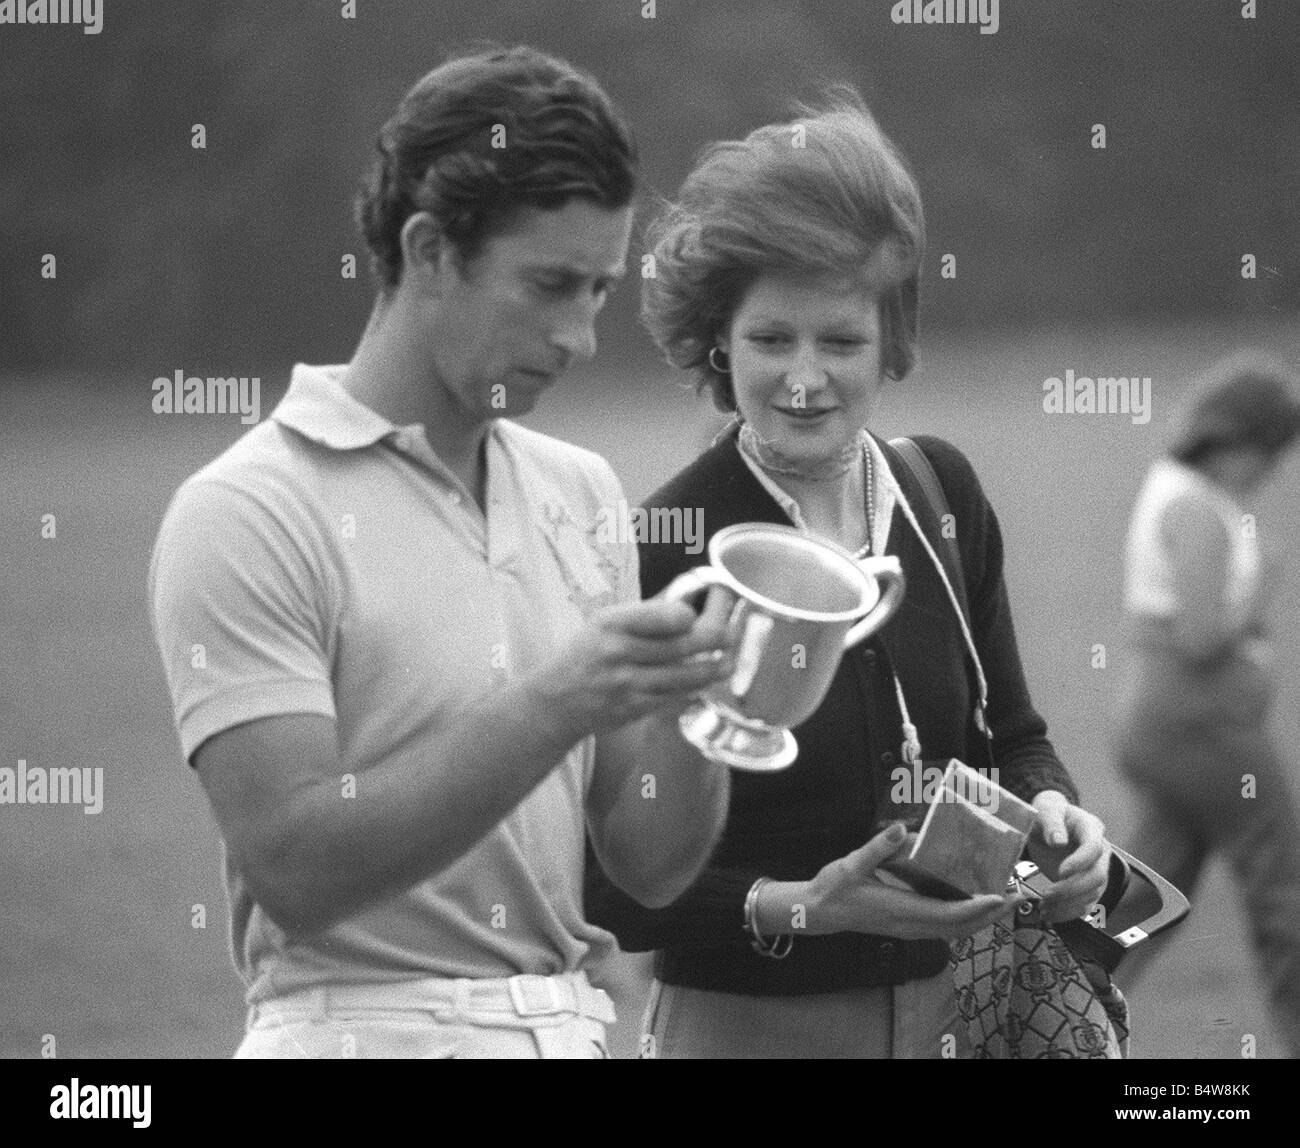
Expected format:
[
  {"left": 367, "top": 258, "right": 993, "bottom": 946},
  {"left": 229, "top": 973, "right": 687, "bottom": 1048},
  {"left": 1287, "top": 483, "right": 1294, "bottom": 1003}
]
[
  {"left": 1170, "top": 351, "right": 1300, "bottom": 468},
  {"left": 641, "top": 88, "right": 925, "bottom": 411},
  {"left": 355, "top": 45, "right": 638, "bottom": 290}
]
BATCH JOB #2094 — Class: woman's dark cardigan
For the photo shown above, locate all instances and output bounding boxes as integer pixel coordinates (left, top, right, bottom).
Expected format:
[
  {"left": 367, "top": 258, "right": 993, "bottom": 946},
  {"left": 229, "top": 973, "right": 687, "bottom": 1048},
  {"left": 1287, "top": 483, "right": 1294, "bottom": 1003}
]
[{"left": 585, "top": 428, "right": 1080, "bottom": 995}]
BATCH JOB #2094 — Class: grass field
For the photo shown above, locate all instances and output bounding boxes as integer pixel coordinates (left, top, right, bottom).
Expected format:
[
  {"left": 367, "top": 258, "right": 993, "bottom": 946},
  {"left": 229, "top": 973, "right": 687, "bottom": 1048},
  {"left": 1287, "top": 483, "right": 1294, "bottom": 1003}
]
[{"left": 3, "top": 318, "right": 1299, "bottom": 1059}]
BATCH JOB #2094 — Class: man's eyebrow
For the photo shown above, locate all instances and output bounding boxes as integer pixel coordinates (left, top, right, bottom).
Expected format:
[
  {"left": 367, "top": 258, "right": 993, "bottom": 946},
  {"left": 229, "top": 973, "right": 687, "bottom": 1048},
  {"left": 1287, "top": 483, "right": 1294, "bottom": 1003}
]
[{"left": 526, "top": 260, "right": 628, "bottom": 286}]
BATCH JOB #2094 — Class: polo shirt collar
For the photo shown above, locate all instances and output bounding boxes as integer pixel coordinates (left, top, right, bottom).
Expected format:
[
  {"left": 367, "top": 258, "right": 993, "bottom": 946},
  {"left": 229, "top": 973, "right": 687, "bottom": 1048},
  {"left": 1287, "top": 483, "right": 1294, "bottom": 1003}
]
[{"left": 272, "top": 363, "right": 396, "bottom": 450}]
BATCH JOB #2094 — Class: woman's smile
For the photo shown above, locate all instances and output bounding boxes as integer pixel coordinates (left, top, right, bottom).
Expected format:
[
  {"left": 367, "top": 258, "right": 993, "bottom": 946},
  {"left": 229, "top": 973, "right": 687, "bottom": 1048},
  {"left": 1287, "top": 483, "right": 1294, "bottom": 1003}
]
[{"left": 775, "top": 405, "right": 838, "bottom": 421}]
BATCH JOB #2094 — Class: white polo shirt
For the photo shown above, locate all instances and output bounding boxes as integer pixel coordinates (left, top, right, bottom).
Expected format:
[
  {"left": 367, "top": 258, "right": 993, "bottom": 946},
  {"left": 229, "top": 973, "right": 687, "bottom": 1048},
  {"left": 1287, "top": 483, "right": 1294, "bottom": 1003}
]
[
  {"left": 1124, "top": 458, "right": 1261, "bottom": 629},
  {"left": 148, "top": 363, "right": 636, "bottom": 1003}
]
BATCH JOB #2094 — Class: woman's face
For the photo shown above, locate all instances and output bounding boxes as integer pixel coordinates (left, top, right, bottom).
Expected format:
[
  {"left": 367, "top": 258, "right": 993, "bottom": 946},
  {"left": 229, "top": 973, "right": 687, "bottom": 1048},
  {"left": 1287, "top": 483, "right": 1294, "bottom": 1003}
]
[{"left": 719, "top": 273, "right": 885, "bottom": 466}]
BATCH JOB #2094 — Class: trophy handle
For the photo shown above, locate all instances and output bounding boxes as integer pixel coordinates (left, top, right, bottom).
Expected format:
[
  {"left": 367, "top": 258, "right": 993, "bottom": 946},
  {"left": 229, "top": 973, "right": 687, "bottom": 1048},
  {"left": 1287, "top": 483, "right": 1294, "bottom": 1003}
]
[
  {"left": 662, "top": 567, "right": 769, "bottom": 696},
  {"left": 843, "top": 556, "right": 906, "bottom": 649}
]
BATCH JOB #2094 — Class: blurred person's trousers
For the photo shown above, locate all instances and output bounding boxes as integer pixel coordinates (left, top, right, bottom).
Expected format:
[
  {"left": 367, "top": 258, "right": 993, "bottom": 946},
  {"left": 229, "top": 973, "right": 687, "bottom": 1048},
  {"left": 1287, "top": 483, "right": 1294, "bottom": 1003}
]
[
  {"left": 1114, "top": 646, "right": 1300, "bottom": 1058},
  {"left": 234, "top": 970, "right": 615, "bottom": 1058},
  {"left": 639, "top": 966, "right": 971, "bottom": 1058}
]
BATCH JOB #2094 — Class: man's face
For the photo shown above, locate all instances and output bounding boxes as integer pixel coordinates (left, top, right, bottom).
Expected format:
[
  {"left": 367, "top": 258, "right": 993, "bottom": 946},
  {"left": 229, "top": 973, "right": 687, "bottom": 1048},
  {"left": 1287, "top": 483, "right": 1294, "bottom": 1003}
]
[{"left": 425, "top": 199, "right": 633, "bottom": 421}]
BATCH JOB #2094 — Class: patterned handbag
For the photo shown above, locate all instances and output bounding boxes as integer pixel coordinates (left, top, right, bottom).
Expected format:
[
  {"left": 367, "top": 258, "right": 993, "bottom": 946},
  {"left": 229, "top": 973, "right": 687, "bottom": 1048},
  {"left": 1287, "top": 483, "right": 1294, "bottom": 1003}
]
[{"left": 951, "top": 874, "right": 1130, "bottom": 1059}]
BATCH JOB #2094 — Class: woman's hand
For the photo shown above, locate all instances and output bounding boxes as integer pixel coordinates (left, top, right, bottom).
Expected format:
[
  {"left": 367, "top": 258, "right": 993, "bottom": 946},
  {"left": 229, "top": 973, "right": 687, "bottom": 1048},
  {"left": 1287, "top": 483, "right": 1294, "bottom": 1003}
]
[
  {"left": 774, "top": 823, "right": 1026, "bottom": 941},
  {"left": 1026, "top": 791, "right": 1110, "bottom": 923}
]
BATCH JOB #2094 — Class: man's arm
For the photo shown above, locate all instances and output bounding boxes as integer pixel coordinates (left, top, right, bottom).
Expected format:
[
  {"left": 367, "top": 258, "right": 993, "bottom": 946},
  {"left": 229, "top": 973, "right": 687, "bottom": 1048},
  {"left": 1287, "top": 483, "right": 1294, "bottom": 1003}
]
[
  {"left": 585, "top": 710, "right": 730, "bottom": 910},
  {"left": 193, "top": 597, "right": 737, "bottom": 936},
  {"left": 194, "top": 680, "right": 590, "bottom": 935},
  {"left": 584, "top": 585, "right": 737, "bottom": 909}
]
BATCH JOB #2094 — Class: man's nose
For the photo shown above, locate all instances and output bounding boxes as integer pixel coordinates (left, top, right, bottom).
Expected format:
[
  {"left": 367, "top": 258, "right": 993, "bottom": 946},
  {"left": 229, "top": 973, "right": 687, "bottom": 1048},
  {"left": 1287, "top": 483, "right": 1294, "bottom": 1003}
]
[{"left": 551, "top": 301, "right": 599, "bottom": 364}]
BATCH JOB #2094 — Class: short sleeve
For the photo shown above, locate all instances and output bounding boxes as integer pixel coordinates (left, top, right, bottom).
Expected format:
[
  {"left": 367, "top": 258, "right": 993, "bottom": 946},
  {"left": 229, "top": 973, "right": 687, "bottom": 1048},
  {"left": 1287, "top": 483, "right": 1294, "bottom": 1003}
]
[{"left": 148, "top": 478, "right": 335, "bottom": 762}]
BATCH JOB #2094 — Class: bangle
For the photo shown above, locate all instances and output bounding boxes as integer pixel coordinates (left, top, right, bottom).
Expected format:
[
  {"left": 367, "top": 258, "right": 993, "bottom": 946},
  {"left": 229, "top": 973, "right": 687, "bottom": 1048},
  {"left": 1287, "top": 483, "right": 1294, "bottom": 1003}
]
[{"left": 743, "top": 877, "right": 794, "bottom": 960}]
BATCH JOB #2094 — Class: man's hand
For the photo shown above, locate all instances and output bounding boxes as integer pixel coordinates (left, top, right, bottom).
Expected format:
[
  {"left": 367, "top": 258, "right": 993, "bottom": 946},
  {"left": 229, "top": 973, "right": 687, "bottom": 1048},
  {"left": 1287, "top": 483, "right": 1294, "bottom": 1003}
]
[
  {"left": 1027, "top": 790, "right": 1110, "bottom": 923},
  {"left": 531, "top": 586, "right": 742, "bottom": 738}
]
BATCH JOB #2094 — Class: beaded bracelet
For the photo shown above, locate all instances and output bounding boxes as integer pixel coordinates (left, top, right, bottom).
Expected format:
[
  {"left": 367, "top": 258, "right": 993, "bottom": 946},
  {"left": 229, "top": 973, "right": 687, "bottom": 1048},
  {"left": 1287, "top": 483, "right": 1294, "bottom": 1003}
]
[{"left": 743, "top": 877, "right": 794, "bottom": 959}]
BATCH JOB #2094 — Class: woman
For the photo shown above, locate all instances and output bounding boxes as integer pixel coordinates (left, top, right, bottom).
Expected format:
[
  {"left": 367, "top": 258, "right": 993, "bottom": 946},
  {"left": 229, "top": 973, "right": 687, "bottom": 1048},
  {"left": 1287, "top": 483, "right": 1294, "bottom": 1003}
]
[
  {"left": 1113, "top": 353, "right": 1300, "bottom": 1058},
  {"left": 585, "top": 92, "right": 1111, "bottom": 1058}
]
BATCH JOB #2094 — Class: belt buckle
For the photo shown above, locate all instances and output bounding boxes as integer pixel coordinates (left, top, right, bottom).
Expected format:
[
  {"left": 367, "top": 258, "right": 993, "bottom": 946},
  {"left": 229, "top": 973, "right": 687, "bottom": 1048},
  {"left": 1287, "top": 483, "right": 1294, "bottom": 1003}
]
[{"left": 508, "top": 975, "right": 566, "bottom": 1017}]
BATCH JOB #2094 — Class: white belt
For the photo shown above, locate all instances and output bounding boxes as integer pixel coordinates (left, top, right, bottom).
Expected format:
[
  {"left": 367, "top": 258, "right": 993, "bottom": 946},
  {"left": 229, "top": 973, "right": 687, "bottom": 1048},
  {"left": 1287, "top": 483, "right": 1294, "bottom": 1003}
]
[{"left": 252, "top": 972, "right": 617, "bottom": 1025}]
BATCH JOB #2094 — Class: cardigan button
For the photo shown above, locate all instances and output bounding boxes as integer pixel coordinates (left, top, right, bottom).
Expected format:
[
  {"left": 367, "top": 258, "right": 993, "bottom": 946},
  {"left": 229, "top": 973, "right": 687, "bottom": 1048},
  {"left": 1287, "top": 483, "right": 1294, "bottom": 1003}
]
[
  {"left": 861, "top": 649, "right": 876, "bottom": 664},
  {"left": 880, "top": 751, "right": 895, "bottom": 768}
]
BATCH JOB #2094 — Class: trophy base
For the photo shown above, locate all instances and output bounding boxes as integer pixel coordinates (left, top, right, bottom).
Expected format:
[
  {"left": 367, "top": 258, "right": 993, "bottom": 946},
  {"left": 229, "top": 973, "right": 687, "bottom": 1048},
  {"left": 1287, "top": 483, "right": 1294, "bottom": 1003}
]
[{"left": 677, "top": 700, "right": 798, "bottom": 772}]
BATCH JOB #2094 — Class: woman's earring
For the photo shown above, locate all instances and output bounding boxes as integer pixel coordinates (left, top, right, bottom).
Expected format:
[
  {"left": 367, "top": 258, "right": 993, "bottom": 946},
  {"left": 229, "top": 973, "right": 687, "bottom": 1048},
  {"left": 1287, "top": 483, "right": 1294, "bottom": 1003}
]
[{"left": 707, "top": 346, "right": 730, "bottom": 375}]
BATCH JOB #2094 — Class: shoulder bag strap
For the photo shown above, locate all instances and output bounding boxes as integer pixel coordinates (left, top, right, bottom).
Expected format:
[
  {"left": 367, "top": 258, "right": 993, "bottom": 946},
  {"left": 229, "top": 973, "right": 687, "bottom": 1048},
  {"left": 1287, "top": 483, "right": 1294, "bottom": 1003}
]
[
  {"left": 888, "top": 435, "right": 995, "bottom": 751},
  {"left": 888, "top": 436, "right": 970, "bottom": 627}
]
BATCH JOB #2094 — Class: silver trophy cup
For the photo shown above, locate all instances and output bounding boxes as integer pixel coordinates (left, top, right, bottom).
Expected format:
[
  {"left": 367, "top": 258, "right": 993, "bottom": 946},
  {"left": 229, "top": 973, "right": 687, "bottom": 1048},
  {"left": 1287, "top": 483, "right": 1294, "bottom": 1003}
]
[{"left": 664, "top": 522, "right": 905, "bottom": 771}]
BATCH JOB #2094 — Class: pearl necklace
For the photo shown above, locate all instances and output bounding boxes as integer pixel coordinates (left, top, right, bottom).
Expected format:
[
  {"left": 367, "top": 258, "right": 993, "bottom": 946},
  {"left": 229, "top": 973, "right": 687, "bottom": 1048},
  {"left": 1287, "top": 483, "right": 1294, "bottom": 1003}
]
[{"left": 859, "top": 442, "right": 876, "bottom": 557}]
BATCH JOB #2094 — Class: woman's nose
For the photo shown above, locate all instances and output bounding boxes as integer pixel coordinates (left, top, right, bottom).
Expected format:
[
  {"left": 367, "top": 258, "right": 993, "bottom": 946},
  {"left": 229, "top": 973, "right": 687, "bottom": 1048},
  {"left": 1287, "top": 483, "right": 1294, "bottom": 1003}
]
[{"left": 784, "top": 346, "right": 828, "bottom": 394}]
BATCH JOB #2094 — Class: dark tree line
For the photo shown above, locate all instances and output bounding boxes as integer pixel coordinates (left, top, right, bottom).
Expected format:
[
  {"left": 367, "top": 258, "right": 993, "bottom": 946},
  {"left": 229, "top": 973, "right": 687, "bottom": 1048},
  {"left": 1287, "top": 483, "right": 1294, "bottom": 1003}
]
[{"left": 2, "top": 0, "right": 1294, "bottom": 374}]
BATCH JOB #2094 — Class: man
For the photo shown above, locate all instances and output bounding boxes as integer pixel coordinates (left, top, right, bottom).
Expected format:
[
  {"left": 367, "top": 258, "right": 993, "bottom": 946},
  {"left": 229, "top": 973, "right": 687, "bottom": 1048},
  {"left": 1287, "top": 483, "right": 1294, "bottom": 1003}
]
[{"left": 149, "top": 45, "right": 737, "bottom": 1058}]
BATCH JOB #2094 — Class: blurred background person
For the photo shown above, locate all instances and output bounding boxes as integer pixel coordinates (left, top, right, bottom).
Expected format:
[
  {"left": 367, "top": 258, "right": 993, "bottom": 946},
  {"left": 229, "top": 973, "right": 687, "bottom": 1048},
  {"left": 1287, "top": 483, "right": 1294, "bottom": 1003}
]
[
  {"left": 585, "top": 91, "right": 1111, "bottom": 1059},
  {"left": 1112, "top": 353, "right": 1300, "bottom": 1057}
]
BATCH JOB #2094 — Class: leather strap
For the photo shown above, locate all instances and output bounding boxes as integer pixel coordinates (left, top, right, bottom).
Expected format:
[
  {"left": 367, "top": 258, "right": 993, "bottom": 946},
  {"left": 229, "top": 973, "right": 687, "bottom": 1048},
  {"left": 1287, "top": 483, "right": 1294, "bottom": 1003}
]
[
  {"left": 887, "top": 436, "right": 969, "bottom": 624},
  {"left": 888, "top": 436, "right": 992, "bottom": 757}
]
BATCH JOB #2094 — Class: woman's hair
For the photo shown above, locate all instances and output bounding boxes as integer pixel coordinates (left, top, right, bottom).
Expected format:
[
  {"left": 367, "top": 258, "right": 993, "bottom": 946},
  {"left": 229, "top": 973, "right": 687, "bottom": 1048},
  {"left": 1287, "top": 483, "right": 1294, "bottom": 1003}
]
[
  {"left": 1169, "top": 352, "right": 1300, "bottom": 468},
  {"left": 642, "top": 88, "right": 925, "bottom": 411},
  {"left": 355, "top": 45, "right": 638, "bottom": 290}
]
